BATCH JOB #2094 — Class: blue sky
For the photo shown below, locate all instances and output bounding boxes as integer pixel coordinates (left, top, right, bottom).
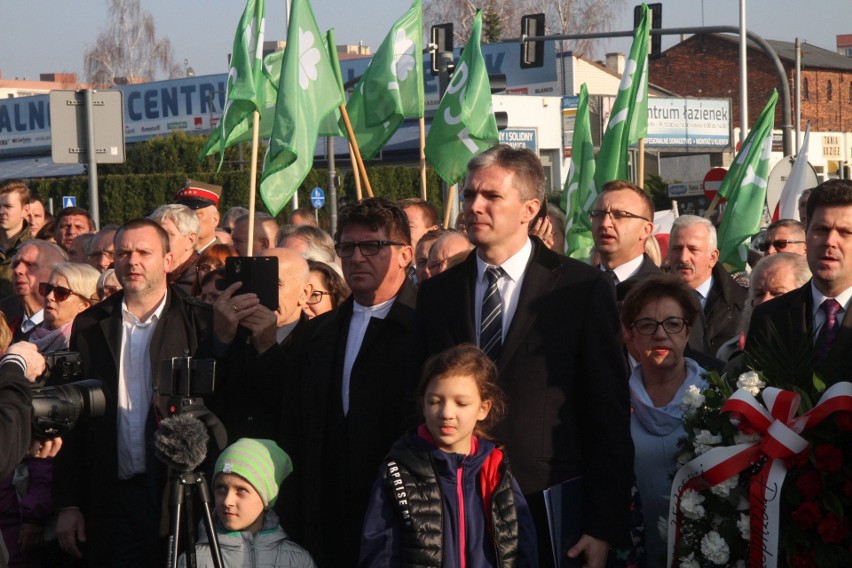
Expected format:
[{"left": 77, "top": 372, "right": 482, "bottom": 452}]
[{"left": 1, "top": 0, "right": 849, "bottom": 80}]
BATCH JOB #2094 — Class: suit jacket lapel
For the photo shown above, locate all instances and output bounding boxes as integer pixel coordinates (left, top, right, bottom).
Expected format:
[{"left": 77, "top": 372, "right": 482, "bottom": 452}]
[{"left": 98, "top": 296, "right": 122, "bottom": 376}]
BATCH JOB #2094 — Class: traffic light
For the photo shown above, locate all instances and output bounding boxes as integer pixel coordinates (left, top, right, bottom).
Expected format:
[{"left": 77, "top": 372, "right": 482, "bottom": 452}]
[
  {"left": 635, "top": 3, "right": 663, "bottom": 59},
  {"left": 430, "top": 23, "right": 454, "bottom": 75},
  {"left": 520, "top": 13, "right": 545, "bottom": 69}
]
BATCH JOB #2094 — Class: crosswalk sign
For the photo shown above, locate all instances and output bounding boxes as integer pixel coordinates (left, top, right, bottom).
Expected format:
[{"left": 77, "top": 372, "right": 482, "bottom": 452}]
[{"left": 62, "top": 196, "right": 77, "bottom": 208}]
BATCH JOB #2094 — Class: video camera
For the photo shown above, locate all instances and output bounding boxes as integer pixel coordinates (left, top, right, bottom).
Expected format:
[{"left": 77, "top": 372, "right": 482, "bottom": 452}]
[
  {"left": 30, "top": 351, "right": 106, "bottom": 438},
  {"left": 158, "top": 357, "right": 216, "bottom": 416}
]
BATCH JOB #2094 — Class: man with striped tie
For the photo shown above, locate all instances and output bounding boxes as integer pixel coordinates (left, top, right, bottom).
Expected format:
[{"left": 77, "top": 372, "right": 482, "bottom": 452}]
[{"left": 413, "top": 145, "right": 633, "bottom": 568}]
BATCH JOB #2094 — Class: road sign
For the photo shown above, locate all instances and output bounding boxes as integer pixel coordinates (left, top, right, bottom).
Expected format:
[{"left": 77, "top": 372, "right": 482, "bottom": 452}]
[
  {"left": 310, "top": 187, "right": 325, "bottom": 209},
  {"left": 702, "top": 167, "right": 728, "bottom": 201},
  {"left": 49, "top": 90, "right": 125, "bottom": 164},
  {"left": 62, "top": 196, "right": 77, "bottom": 208}
]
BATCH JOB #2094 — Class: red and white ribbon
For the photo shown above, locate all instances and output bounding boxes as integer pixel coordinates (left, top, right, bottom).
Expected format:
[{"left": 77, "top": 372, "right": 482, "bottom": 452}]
[{"left": 667, "top": 382, "right": 852, "bottom": 568}]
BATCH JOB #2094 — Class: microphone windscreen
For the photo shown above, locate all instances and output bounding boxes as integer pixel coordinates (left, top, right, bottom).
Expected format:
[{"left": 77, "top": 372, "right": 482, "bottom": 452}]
[{"left": 155, "top": 413, "right": 210, "bottom": 471}]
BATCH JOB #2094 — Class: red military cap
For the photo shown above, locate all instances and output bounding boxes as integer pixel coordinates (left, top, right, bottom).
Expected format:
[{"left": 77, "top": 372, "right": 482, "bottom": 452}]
[{"left": 175, "top": 179, "right": 222, "bottom": 209}]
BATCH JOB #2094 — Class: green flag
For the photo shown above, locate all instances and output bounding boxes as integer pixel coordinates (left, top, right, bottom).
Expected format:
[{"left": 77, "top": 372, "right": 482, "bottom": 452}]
[
  {"left": 593, "top": 2, "right": 649, "bottom": 189},
  {"left": 260, "top": 0, "right": 345, "bottom": 215},
  {"left": 425, "top": 10, "right": 497, "bottom": 184},
  {"left": 562, "top": 84, "right": 597, "bottom": 260},
  {"left": 716, "top": 89, "right": 778, "bottom": 273},
  {"left": 344, "top": 0, "right": 423, "bottom": 159},
  {"left": 203, "top": 0, "right": 265, "bottom": 170},
  {"left": 200, "top": 49, "right": 283, "bottom": 160},
  {"left": 318, "top": 28, "right": 345, "bottom": 138}
]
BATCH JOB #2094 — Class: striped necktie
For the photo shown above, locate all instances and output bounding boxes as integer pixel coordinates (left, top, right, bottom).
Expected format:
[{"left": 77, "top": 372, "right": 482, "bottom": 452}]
[{"left": 480, "top": 266, "right": 505, "bottom": 361}]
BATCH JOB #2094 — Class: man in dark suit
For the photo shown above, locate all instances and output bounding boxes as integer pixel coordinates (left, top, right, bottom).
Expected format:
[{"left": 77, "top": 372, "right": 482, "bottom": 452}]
[
  {"left": 591, "top": 180, "right": 659, "bottom": 300},
  {"left": 668, "top": 215, "right": 748, "bottom": 359},
  {"left": 414, "top": 145, "right": 632, "bottom": 568},
  {"left": 747, "top": 179, "right": 852, "bottom": 384},
  {"left": 54, "top": 218, "right": 213, "bottom": 567},
  {"left": 255, "top": 198, "right": 415, "bottom": 567}
]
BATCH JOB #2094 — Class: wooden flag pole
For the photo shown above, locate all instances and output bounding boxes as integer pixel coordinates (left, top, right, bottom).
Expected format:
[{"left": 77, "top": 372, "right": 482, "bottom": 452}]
[
  {"left": 704, "top": 195, "right": 722, "bottom": 220},
  {"left": 246, "top": 110, "right": 260, "bottom": 256},
  {"left": 419, "top": 117, "right": 427, "bottom": 201},
  {"left": 338, "top": 104, "right": 373, "bottom": 198},
  {"left": 443, "top": 184, "right": 456, "bottom": 229},
  {"left": 349, "top": 141, "right": 363, "bottom": 201}
]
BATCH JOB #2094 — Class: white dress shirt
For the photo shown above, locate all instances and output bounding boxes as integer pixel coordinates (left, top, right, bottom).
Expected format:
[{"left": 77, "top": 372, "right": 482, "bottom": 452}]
[
  {"left": 600, "top": 253, "right": 645, "bottom": 284},
  {"left": 810, "top": 282, "right": 852, "bottom": 341},
  {"left": 117, "top": 293, "right": 167, "bottom": 479},
  {"left": 695, "top": 276, "right": 714, "bottom": 310},
  {"left": 474, "top": 237, "right": 533, "bottom": 340},
  {"left": 21, "top": 309, "right": 44, "bottom": 335}
]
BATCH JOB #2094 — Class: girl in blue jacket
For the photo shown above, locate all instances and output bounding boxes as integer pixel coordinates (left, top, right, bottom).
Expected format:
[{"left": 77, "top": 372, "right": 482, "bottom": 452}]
[{"left": 359, "top": 344, "right": 538, "bottom": 567}]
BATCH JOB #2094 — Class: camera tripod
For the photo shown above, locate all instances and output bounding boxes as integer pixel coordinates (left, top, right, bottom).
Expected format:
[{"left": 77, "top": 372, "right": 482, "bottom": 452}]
[{"left": 166, "top": 469, "right": 224, "bottom": 568}]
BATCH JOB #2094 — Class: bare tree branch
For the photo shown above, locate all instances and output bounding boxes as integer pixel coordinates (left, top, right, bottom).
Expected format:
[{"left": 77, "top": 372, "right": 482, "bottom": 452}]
[{"left": 84, "top": 0, "right": 181, "bottom": 86}]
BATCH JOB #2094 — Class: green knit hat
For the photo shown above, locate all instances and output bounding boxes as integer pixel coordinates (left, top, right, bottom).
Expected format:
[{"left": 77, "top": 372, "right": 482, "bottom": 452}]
[{"left": 214, "top": 438, "right": 293, "bottom": 508}]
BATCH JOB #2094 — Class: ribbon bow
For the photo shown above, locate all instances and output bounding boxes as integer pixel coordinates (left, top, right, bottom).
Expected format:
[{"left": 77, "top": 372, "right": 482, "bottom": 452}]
[{"left": 667, "top": 381, "right": 852, "bottom": 568}]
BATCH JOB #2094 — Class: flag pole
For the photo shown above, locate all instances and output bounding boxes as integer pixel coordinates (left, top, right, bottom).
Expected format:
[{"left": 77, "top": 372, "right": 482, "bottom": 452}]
[
  {"left": 638, "top": 139, "right": 645, "bottom": 187},
  {"left": 443, "top": 184, "right": 456, "bottom": 228},
  {"left": 246, "top": 110, "right": 260, "bottom": 256},
  {"left": 349, "top": 141, "right": 363, "bottom": 201},
  {"left": 419, "top": 117, "right": 427, "bottom": 200},
  {"left": 339, "top": 104, "right": 373, "bottom": 197},
  {"left": 704, "top": 195, "right": 721, "bottom": 220}
]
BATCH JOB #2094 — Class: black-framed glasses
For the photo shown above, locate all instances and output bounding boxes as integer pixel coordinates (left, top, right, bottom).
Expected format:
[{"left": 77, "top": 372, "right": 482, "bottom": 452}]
[
  {"left": 630, "top": 316, "right": 688, "bottom": 336},
  {"left": 757, "top": 239, "right": 805, "bottom": 252},
  {"left": 39, "top": 282, "right": 86, "bottom": 303},
  {"left": 334, "top": 240, "right": 405, "bottom": 258},
  {"left": 307, "top": 290, "right": 331, "bottom": 305},
  {"left": 588, "top": 209, "right": 650, "bottom": 222}
]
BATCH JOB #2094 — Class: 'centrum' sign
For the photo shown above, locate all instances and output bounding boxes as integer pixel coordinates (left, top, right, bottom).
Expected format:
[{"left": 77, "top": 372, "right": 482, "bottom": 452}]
[{"left": 644, "top": 98, "right": 732, "bottom": 150}]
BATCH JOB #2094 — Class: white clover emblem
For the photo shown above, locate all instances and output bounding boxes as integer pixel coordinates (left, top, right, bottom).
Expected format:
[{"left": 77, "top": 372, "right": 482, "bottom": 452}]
[
  {"left": 298, "top": 28, "right": 321, "bottom": 90},
  {"left": 392, "top": 29, "right": 416, "bottom": 82}
]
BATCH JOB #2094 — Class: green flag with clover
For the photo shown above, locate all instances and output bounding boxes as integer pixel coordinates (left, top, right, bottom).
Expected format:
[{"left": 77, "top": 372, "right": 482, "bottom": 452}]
[
  {"left": 319, "top": 28, "right": 345, "bottom": 137},
  {"left": 199, "top": 49, "right": 283, "bottom": 160},
  {"left": 201, "top": 0, "right": 265, "bottom": 170},
  {"left": 425, "top": 10, "right": 497, "bottom": 184},
  {"left": 716, "top": 89, "right": 778, "bottom": 273},
  {"left": 344, "top": 0, "right": 423, "bottom": 158},
  {"left": 593, "top": 2, "right": 649, "bottom": 189},
  {"left": 260, "top": 0, "right": 345, "bottom": 215},
  {"left": 562, "top": 84, "right": 597, "bottom": 260}
]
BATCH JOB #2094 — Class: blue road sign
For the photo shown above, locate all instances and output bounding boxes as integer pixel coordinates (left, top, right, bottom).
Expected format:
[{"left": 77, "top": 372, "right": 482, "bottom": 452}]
[
  {"left": 310, "top": 187, "right": 325, "bottom": 209},
  {"left": 62, "top": 196, "right": 77, "bottom": 208}
]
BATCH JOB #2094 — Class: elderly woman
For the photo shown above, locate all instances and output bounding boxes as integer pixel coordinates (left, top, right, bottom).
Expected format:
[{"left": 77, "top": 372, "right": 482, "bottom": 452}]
[
  {"left": 304, "top": 260, "right": 350, "bottom": 319},
  {"left": 621, "top": 274, "right": 707, "bottom": 566},
  {"left": 29, "top": 262, "right": 100, "bottom": 353}
]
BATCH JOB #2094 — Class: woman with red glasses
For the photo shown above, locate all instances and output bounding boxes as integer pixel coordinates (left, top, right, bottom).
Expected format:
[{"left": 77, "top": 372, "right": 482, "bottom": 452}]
[{"left": 29, "top": 262, "right": 100, "bottom": 353}]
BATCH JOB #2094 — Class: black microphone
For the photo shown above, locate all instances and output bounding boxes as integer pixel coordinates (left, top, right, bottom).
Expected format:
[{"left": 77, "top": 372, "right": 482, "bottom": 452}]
[{"left": 155, "top": 414, "right": 210, "bottom": 472}]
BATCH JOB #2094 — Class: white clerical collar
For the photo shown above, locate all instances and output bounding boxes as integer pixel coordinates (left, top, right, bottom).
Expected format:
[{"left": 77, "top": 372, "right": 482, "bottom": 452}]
[
  {"left": 353, "top": 296, "right": 396, "bottom": 318},
  {"left": 476, "top": 237, "right": 533, "bottom": 284}
]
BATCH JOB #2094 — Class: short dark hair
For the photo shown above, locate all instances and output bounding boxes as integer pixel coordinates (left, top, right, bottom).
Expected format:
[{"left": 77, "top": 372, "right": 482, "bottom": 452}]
[
  {"left": 597, "top": 180, "right": 654, "bottom": 220},
  {"left": 417, "top": 344, "right": 507, "bottom": 438},
  {"left": 467, "top": 144, "right": 546, "bottom": 203},
  {"left": 307, "top": 260, "right": 351, "bottom": 309},
  {"left": 620, "top": 274, "right": 701, "bottom": 329},
  {"left": 398, "top": 198, "right": 439, "bottom": 227},
  {"left": 0, "top": 179, "right": 31, "bottom": 205},
  {"left": 55, "top": 207, "right": 95, "bottom": 231},
  {"left": 115, "top": 218, "right": 171, "bottom": 255},
  {"left": 806, "top": 179, "right": 852, "bottom": 222},
  {"left": 335, "top": 197, "right": 411, "bottom": 246}
]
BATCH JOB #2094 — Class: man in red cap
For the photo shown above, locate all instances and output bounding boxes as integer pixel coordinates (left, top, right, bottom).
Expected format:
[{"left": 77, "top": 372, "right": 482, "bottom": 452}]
[{"left": 175, "top": 179, "right": 222, "bottom": 254}]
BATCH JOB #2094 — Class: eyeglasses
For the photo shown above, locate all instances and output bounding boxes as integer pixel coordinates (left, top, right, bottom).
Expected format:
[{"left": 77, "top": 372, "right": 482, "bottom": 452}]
[
  {"left": 588, "top": 209, "right": 650, "bottom": 222},
  {"left": 87, "top": 250, "right": 114, "bottom": 261},
  {"left": 630, "top": 316, "right": 688, "bottom": 336},
  {"left": 757, "top": 239, "right": 805, "bottom": 252},
  {"left": 307, "top": 290, "right": 331, "bottom": 305},
  {"left": 427, "top": 258, "right": 449, "bottom": 273},
  {"left": 39, "top": 282, "right": 87, "bottom": 302},
  {"left": 334, "top": 240, "right": 405, "bottom": 258}
]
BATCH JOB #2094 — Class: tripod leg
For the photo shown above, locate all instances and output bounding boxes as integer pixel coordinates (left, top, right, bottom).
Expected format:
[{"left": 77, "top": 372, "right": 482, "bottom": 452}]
[
  {"left": 196, "top": 474, "right": 225, "bottom": 568},
  {"left": 166, "top": 477, "right": 185, "bottom": 568}
]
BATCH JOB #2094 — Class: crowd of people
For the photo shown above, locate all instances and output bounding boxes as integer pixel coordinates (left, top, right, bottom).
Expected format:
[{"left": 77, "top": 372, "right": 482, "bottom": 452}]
[{"left": 0, "top": 148, "right": 849, "bottom": 567}]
